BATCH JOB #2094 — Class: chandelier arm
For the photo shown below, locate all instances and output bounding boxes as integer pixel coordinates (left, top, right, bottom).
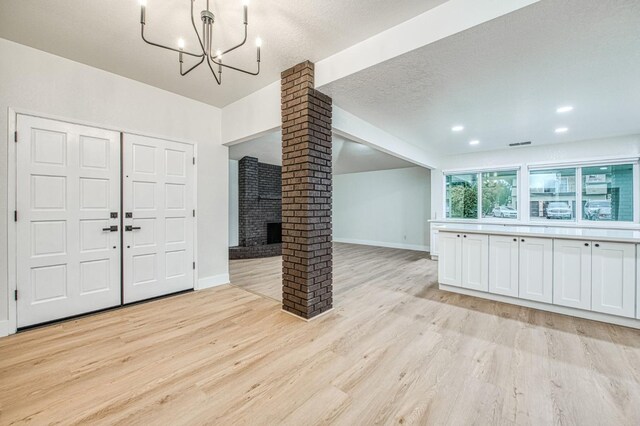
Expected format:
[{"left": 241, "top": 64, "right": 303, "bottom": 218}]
[
  {"left": 209, "top": 57, "right": 260, "bottom": 76},
  {"left": 140, "top": 16, "right": 202, "bottom": 58},
  {"left": 219, "top": 24, "right": 248, "bottom": 57},
  {"left": 204, "top": 55, "right": 222, "bottom": 85},
  {"left": 180, "top": 56, "right": 205, "bottom": 76}
]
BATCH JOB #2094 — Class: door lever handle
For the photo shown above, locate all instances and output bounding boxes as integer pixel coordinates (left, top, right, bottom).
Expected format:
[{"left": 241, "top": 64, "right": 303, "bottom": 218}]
[
  {"left": 125, "top": 225, "right": 141, "bottom": 232},
  {"left": 102, "top": 225, "right": 118, "bottom": 232}
]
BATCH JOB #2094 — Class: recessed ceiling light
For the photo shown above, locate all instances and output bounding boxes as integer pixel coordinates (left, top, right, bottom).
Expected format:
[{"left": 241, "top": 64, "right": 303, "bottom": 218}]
[
  {"left": 556, "top": 106, "right": 574, "bottom": 113},
  {"left": 469, "top": 140, "right": 480, "bottom": 145},
  {"left": 452, "top": 125, "right": 464, "bottom": 132},
  {"left": 555, "top": 127, "right": 569, "bottom": 134}
]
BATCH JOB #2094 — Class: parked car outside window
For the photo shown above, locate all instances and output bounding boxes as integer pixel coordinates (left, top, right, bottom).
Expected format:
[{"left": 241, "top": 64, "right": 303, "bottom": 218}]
[
  {"left": 546, "top": 201, "right": 573, "bottom": 219},
  {"left": 584, "top": 200, "right": 612, "bottom": 221},
  {"left": 492, "top": 206, "right": 518, "bottom": 219}
]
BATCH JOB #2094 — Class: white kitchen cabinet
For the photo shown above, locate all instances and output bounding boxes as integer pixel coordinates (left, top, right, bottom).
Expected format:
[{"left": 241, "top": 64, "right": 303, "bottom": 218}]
[
  {"left": 489, "top": 235, "right": 519, "bottom": 297},
  {"left": 553, "top": 239, "right": 592, "bottom": 310},
  {"left": 637, "top": 245, "right": 640, "bottom": 320},
  {"left": 518, "top": 237, "right": 553, "bottom": 303},
  {"left": 462, "top": 234, "right": 489, "bottom": 291},
  {"left": 592, "top": 242, "right": 635, "bottom": 318},
  {"left": 438, "top": 232, "right": 462, "bottom": 287}
]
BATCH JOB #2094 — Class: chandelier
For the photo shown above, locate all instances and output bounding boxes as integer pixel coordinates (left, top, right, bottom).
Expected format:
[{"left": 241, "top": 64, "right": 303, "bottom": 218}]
[{"left": 139, "top": 0, "right": 261, "bottom": 85}]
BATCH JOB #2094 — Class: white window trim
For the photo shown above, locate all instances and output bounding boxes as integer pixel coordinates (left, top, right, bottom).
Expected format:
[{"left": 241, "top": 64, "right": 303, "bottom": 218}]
[{"left": 442, "top": 157, "right": 640, "bottom": 229}]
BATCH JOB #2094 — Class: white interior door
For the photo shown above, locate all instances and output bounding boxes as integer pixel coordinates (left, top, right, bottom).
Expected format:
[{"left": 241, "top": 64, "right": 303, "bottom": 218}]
[
  {"left": 16, "top": 115, "right": 121, "bottom": 328},
  {"left": 122, "top": 134, "right": 195, "bottom": 303}
]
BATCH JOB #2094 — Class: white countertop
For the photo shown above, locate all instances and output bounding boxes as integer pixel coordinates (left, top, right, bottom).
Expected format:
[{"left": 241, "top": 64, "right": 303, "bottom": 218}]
[{"left": 432, "top": 222, "right": 640, "bottom": 243}]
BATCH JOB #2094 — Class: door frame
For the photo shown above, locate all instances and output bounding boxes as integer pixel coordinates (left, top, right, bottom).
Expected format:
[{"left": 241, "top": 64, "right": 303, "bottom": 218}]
[{"left": 6, "top": 107, "right": 198, "bottom": 335}]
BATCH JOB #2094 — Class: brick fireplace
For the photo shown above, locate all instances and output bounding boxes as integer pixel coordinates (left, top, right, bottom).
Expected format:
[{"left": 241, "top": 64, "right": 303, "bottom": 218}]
[{"left": 229, "top": 156, "right": 283, "bottom": 260}]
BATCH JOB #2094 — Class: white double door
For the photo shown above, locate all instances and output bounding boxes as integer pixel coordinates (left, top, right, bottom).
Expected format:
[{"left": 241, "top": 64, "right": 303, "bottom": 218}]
[
  {"left": 16, "top": 115, "right": 195, "bottom": 327},
  {"left": 122, "top": 134, "right": 195, "bottom": 304}
]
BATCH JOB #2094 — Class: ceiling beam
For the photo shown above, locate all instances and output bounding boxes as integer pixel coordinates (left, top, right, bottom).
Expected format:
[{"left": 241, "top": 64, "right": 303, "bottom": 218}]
[
  {"left": 315, "top": 0, "right": 540, "bottom": 88},
  {"left": 221, "top": 0, "right": 540, "bottom": 162}
]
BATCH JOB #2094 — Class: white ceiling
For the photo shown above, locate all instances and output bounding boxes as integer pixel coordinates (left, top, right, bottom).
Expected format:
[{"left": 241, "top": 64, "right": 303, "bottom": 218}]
[
  {"left": 0, "top": 0, "right": 446, "bottom": 108},
  {"left": 228, "top": 132, "right": 416, "bottom": 175},
  {"left": 321, "top": 0, "right": 640, "bottom": 156}
]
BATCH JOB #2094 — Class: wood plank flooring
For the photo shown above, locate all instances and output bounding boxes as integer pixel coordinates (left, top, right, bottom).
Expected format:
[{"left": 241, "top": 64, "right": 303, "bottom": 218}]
[{"left": 1, "top": 243, "right": 640, "bottom": 425}]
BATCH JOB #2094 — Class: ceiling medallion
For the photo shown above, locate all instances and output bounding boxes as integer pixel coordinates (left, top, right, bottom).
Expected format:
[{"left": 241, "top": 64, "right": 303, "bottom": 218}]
[{"left": 139, "top": 0, "right": 262, "bottom": 85}]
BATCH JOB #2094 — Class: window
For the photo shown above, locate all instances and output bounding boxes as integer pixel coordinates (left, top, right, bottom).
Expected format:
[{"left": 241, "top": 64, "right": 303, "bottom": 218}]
[
  {"left": 482, "top": 170, "right": 518, "bottom": 219},
  {"left": 529, "top": 168, "right": 576, "bottom": 221},
  {"left": 445, "top": 173, "right": 478, "bottom": 219},
  {"left": 582, "top": 164, "right": 633, "bottom": 222}
]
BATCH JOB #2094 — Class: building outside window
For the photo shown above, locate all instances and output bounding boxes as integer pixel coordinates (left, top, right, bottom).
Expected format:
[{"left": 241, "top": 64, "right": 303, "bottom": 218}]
[
  {"left": 582, "top": 164, "right": 634, "bottom": 222},
  {"left": 529, "top": 168, "right": 576, "bottom": 221},
  {"left": 482, "top": 170, "right": 518, "bottom": 219},
  {"left": 445, "top": 173, "right": 478, "bottom": 219}
]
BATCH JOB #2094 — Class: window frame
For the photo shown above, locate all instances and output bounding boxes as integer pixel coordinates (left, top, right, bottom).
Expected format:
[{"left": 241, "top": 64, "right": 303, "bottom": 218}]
[
  {"left": 442, "top": 166, "right": 522, "bottom": 222},
  {"left": 442, "top": 157, "right": 640, "bottom": 228}
]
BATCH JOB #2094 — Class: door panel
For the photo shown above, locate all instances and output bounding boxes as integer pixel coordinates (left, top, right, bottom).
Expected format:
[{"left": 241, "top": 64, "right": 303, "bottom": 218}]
[
  {"left": 553, "top": 239, "right": 592, "bottom": 310},
  {"left": 123, "top": 134, "right": 195, "bottom": 303},
  {"left": 489, "top": 235, "right": 519, "bottom": 297},
  {"left": 518, "top": 237, "right": 553, "bottom": 303},
  {"left": 592, "top": 242, "right": 635, "bottom": 318},
  {"left": 16, "top": 115, "right": 121, "bottom": 327},
  {"left": 462, "top": 234, "right": 489, "bottom": 292},
  {"left": 438, "top": 232, "right": 462, "bottom": 287}
]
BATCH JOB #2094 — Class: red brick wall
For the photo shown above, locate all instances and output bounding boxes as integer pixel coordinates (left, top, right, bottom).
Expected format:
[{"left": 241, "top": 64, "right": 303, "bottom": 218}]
[{"left": 281, "top": 61, "right": 333, "bottom": 319}]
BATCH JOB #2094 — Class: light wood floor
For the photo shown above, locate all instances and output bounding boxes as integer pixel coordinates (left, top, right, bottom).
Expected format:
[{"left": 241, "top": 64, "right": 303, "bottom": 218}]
[{"left": 1, "top": 243, "right": 640, "bottom": 425}]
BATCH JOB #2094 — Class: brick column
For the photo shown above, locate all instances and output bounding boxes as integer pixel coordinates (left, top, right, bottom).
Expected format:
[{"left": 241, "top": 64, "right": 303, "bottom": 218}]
[{"left": 281, "top": 61, "right": 333, "bottom": 319}]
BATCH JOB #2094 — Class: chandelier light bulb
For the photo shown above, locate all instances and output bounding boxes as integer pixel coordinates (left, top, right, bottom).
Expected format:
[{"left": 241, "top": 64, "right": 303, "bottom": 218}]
[
  {"left": 140, "top": 0, "right": 147, "bottom": 6},
  {"left": 256, "top": 37, "right": 263, "bottom": 47},
  {"left": 178, "top": 38, "right": 185, "bottom": 50},
  {"left": 216, "top": 49, "right": 223, "bottom": 59},
  {"left": 243, "top": 0, "right": 250, "bottom": 6}
]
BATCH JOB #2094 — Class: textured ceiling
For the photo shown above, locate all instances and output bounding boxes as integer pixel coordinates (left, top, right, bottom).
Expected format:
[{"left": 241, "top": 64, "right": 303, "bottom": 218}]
[
  {"left": 0, "top": 0, "right": 447, "bottom": 108},
  {"left": 229, "top": 131, "right": 416, "bottom": 175},
  {"left": 321, "top": 0, "right": 640, "bottom": 156}
]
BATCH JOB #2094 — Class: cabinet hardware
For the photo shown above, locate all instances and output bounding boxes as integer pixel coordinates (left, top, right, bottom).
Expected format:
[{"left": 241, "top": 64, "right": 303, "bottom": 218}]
[
  {"left": 457, "top": 234, "right": 460, "bottom": 238},
  {"left": 102, "top": 225, "right": 118, "bottom": 232},
  {"left": 595, "top": 243, "right": 600, "bottom": 247},
  {"left": 125, "top": 225, "right": 141, "bottom": 231},
  {"left": 463, "top": 235, "right": 467, "bottom": 238},
  {"left": 585, "top": 243, "right": 589, "bottom": 247},
  {"left": 513, "top": 238, "right": 517, "bottom": 242},
  {"left": 521, "top": 239, "right": 525, "bottom": 242}
]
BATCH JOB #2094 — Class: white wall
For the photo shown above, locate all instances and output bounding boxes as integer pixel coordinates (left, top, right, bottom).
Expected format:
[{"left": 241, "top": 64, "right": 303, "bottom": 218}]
[
  {"left": 334, "top": 167, "right": 431, "bottom": 251},
  {"left": 0, "top": 38, "right": 229, "bottom": 334},
  {"left": 430, "top": 134, "right": 640, "bottom": 221},
  {"left": 229, "top": 160, "right": 239, "bottom": 247}
]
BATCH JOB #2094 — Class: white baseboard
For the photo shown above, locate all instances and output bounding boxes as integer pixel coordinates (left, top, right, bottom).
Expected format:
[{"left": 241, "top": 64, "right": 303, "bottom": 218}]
[
  {"left": 197, "top": 273, "right": 230, "bottom": 290},
  {"left": 440, "top": 284, "right": 640, "bottom": 330},
  {"left": 0, "top": 320, "right": 9, "bottom": 337},
  {"left": 334, "top": 238, "right": 430, "bottom": 252}
]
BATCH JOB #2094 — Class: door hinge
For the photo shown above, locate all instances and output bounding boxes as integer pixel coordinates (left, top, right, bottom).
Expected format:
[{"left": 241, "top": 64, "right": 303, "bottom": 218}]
[
  {"left": 14, "top": 210, "right": 17, "bottom": 222},
  {"left": 193, "top": 157, "right": 196, "bottom": 165},
  {"left": 193, "top": 262, "right": 196, "bottom": 270},
  {"left": 14, "top": 290, "right": 18, "bottom": 301},
  {"left": 14, "top": 131, "right": 18, "bottom": 143}
]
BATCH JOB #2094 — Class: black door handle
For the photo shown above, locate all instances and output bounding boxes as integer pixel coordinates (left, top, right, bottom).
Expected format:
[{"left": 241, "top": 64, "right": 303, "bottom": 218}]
[
  {"left": 102, "top": 225, "right": 118, "bottom": 232},
  {"left": 125, "top": 225, "right": 141, "bottom": 232}
]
